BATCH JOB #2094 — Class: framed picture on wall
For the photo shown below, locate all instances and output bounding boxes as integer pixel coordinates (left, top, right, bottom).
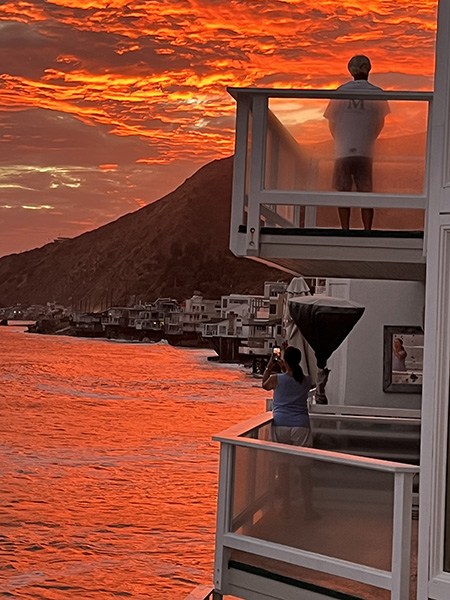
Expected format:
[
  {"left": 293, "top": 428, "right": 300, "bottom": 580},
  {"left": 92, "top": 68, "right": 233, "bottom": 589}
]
[{"left": 383, "top": 326, "right": 424, "bottom": 393}]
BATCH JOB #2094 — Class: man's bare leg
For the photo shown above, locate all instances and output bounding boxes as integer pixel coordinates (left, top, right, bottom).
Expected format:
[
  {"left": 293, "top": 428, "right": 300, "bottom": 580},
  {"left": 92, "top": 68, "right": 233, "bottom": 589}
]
[
  {"left": 361, "top": 208, "right": 374, "bottom": 231},
  {"left": 339, "top": 207, "right": 351, "bottom": 230}
]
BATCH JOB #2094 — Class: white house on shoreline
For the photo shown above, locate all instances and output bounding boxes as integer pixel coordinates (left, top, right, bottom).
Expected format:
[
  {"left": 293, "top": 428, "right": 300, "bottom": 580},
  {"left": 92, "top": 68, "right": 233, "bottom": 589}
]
[
  {"left": 201, "top": 282, "right": 288, "bottom": 363},
  {"left": 71, "top": 284, "right": 293, "bottom": 355}
]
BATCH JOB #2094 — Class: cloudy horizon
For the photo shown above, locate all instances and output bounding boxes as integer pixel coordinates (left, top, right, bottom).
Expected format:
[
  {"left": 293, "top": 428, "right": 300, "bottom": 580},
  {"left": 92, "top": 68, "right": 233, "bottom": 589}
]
[{"left": 0, "top": 0, "right": 438, "bottom": 257}]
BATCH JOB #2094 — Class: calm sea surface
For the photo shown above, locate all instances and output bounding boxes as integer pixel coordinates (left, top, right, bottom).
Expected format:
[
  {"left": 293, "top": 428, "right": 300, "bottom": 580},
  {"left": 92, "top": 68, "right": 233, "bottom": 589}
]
[{"left": 0, "top": 326, "right": 265, "bottom": 599}]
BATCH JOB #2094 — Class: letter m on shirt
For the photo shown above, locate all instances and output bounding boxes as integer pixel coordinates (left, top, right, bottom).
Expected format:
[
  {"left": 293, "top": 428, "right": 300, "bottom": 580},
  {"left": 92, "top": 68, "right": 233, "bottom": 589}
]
[{"left": 347, "top": 99, "right": 365, "bottom": 110}]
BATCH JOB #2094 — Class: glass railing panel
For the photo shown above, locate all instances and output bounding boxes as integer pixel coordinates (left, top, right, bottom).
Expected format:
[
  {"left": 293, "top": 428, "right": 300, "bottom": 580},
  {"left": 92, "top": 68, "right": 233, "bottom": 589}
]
[
  {"left": 261, "top": 203, "right": 303, "bottom": 228},
  {"left": 261, "top": 203, "right": 425, "bottom": 231},
  {"left": 231, "top": 445, "right": 394, "bottom": 571},
  {"left": 312, "top": 206, "right": 425, "bottom": 230},
  {"left": 239, "top": 422, "right": 271, "bottom": 441},
  {"left": 266, "top": 98, "right": 429, "bottom": 198},
  {"left": 311, "top": 416, "right": 421, "bottom": 464},
  {"left": 231, "top": 442, "right": 274, "bottom": 523}
]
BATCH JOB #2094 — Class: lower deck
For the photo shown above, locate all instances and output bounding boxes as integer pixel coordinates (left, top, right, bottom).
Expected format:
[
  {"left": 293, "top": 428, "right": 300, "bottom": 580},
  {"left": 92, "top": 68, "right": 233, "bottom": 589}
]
[
  {"left": 185, "top": 410, "right": 419, "bottom": 600},
  {"left": 185, "top": 517, "right": 417, "bottom": 600}
]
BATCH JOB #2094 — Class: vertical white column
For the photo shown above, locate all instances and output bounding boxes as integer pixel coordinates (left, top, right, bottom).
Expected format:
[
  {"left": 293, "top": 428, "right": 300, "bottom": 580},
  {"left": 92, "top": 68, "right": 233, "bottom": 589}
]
[
  {"left": 304, "top": 206, "right": 317, "bottom": 228},
  {"left": 247, "top": 94, "right": 268, "bottom": 254},
  {"left": 230, "top": 94, "right": 251, "bottom": 256},
  {"left": 214, "top": 443, "right": 234, "bottom": 594},
  {"left": 422, "top": 99, "right": 434, "bottom": 256},
  {"left": 304, "top": 155, "right": 319, "bottom": 228},
  {"left": 423, "top": 226, "right": 450, "bottom": 600},
  {"left": 418, "top": 1, "right": 450, "bottom": 598},
  {"left": 391, "top": 472, "right": 414, "bottom": 600}
]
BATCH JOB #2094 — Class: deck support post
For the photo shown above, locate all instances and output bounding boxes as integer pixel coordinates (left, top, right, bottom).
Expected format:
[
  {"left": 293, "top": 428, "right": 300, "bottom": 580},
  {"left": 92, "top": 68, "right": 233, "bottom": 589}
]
[
  {"left": 230, "top": 94, "right": 251, "bottom": 253},
  {"left": 391, "top": 472, "right": 414, "bottom": 600},
  {"left": 214, "top": 442, "right": 234, "bottom": 595},
  {"left": 247, "top": 94, "right": 268, "bottom": 254}
]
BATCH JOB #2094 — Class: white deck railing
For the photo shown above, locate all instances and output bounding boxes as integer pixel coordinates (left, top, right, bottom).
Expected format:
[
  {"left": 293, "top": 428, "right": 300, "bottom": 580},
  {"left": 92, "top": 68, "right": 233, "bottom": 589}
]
[
  {"left": 228, "top": 87, "right": 433, "bottom": 256},
  {"left": 182, "top": 584, "right": 216, "bottom": 599},
  {"left": 213, "top": 412, "right": 419, "bottom": 600}
]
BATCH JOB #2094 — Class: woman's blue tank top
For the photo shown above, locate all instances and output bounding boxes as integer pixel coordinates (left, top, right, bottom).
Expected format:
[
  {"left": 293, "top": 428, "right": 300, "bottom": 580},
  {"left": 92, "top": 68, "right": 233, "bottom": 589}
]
[{"left": 273, "top": 373, "right": 311, "bottom": 428}]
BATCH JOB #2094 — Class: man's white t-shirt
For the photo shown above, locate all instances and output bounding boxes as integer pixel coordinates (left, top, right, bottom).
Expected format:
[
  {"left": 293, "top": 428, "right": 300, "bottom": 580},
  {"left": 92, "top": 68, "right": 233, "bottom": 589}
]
[{"left": 324, "top": 79, "right": 390, "bottom": 159}]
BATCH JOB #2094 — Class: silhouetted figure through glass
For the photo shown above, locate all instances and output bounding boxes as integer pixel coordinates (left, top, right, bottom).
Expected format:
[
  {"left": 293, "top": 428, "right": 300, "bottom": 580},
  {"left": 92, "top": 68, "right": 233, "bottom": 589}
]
[{"left": 324, "top": 55, "right": 390, "bottom": 230}]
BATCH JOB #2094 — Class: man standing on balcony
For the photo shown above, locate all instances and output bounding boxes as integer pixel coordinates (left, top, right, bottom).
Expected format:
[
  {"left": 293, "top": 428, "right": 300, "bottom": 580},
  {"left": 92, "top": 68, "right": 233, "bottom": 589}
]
[{"left": 324, "top": 55, "right": 390, "bottom": 230}]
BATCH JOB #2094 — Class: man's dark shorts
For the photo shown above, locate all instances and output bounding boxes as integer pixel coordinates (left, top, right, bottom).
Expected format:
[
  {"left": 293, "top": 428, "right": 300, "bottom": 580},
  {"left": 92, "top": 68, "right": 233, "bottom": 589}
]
[{"left": 332, "top": 156, "right": 373, "bottom": 192}]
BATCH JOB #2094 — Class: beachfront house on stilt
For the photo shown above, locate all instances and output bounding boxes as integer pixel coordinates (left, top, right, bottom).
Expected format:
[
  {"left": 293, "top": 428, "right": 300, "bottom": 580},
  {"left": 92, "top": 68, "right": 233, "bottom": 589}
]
[{"left": 184, "top": 2, "right": 450, "bottom": 599}]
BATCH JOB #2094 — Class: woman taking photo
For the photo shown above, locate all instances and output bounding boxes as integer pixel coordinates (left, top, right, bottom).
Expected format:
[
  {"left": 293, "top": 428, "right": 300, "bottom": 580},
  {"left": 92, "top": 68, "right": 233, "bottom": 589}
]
[
  {"left": 262, "top": 345, "right": 313, "bottom": 447},
  {"left": 392, "top": 337, "right": 407, "bottom": 372}
]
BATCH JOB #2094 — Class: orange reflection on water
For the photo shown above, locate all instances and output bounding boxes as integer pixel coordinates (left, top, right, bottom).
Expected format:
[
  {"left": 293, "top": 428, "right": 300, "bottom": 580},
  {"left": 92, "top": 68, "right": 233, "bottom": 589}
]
[{"left": 0, "top": 327, "right": 265, "bottom": 599}]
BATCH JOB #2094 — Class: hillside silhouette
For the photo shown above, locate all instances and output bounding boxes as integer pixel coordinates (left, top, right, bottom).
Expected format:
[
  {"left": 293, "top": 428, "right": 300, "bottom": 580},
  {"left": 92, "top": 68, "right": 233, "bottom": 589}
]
[{"left": 0, "top": 157, "right": 288, "bottom": 307}]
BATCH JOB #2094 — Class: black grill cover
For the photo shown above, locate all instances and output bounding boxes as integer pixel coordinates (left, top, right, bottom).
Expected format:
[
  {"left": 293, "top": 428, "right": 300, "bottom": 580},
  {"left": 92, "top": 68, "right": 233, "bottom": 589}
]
[{"left": 288, "top": 296, "right": 365, "bottom": 369}]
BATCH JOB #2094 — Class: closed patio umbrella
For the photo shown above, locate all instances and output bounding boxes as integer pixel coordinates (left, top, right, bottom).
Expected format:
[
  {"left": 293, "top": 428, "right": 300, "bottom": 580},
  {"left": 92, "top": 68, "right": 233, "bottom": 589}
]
[
  {"left": 283, "top": 277, "right": 317, "bottom": 384},
  {"left": 288, "top": 296, "right": 365, "bottom": 404}
]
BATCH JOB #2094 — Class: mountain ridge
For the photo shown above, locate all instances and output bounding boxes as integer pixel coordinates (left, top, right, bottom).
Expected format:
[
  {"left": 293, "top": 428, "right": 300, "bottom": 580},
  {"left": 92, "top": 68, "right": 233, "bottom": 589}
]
[{"left": 0, "top": 157, "right": 288, "bottom": 307}]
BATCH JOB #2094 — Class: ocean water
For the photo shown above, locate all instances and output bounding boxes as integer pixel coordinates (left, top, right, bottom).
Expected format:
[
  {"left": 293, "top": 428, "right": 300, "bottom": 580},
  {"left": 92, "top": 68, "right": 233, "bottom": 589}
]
[{"left": 0, "top": 326, "right": 265, "bottom": 599}]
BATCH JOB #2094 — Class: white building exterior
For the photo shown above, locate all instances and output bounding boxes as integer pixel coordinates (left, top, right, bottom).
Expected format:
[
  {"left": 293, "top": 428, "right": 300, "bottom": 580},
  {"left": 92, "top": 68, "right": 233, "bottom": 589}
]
[
  {"left": 201, "top": 284, "right": 287, "bottom": 358},
  {"left": 325, "top": 278, "right": 424, "bottom": 409},
  {"left": 220, "top": 293, "right": 260, "bottom": 318},
  {"left": 185, "top": 3, "right": 450, "bottom": 600},
  {"left": 181, "top": 295, "right": 221, "bottom": 333}
]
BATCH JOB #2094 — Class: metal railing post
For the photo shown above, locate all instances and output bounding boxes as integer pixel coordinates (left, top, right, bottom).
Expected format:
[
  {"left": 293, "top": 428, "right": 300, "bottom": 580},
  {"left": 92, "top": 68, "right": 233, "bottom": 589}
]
[
  {"left": 304, "top": 206, "right": 317, "bottom": 228},
  {"left": 182, "top": 584, "right": 217, "bottom": 599},
  {"left": 230, "top": 94, "right": 251, "bottom": 255},
  {"left": 214, "top": 442, "right": 234, "bottom": 594},
  {"left": 247, "top": 94, "right": 267, "bottom": 254},
  {"left": 391, "top": 471, "right": 414, "bottom": 600}
]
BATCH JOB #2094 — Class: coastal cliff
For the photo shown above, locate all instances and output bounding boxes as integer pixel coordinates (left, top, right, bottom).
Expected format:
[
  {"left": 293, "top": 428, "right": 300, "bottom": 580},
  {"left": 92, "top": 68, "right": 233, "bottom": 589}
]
[{"left": 0, "top": 157, "right": 287, "bottom": 307}]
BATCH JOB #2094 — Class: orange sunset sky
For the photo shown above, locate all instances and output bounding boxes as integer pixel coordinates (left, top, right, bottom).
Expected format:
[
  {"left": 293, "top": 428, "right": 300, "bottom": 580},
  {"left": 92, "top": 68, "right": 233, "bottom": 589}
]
[{"left": 0, "top": 0, "right": 438, "bottom": 257}]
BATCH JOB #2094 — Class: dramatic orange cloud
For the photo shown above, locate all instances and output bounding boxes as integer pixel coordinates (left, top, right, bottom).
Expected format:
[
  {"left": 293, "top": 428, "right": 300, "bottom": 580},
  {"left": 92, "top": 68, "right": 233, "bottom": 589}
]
[{"left": 0, "top": 0, "right": 438, "bottom": 256}]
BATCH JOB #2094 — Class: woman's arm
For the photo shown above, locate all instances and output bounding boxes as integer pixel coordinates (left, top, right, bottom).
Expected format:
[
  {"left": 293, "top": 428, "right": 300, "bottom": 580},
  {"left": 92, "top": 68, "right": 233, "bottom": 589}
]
[
  {"left": 263, "top": 374, "right": 278, "bottom": 391},
  {"left": 262, "top": 355, "right": 278, "bottom": 390}
]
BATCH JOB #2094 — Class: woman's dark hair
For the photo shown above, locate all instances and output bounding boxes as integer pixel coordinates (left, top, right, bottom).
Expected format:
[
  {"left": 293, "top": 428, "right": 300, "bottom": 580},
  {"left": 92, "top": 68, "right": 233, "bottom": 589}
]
[
  {"left": 394, "top": 337, "right": 405, "bottom": 351},
  {"left": 284, "top": 346, "right": 304, "bottom": 383}
]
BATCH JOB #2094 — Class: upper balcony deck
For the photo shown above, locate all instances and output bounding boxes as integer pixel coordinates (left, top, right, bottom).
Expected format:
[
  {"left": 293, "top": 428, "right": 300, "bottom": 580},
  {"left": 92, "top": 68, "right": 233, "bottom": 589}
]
[{"left": 228, "top": 87, "right": 433, "bottom": 281}]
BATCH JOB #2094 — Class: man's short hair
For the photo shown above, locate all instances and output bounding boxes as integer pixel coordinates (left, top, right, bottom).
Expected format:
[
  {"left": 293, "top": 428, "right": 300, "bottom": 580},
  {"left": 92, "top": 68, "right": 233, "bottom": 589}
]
[{"left": 348, "top": 55, "right": 371, "bottom": 76}]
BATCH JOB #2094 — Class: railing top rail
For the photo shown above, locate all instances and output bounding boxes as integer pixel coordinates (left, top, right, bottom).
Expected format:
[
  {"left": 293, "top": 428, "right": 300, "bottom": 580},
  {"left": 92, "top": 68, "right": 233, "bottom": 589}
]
[
  {"left": 182, "top": 584, "right": 215, "bottom": 600},
  {"left": 310, "top": 404, "right": 421, "bottom": 418},
  {"left": 213, "top": 412, "right": 419, "bottom": 474},
  {"left": 215, "top": 411, "right": 272, "bottom": 437},
  {"left": 227, "top": 86, "right": 433, "bottom": 102},
  {"left": 310, "top": 414, "right": 421, "bottom": 425}
]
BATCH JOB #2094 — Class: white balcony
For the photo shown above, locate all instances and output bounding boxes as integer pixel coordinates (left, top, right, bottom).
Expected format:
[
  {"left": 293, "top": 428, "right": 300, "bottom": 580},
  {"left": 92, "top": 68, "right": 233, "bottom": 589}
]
[
  {"left": 211, "top": 412, "right": 419, "bottom": 600},
  {"left": 228, "top": 88, "right": 433, "bottom": 281}
]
